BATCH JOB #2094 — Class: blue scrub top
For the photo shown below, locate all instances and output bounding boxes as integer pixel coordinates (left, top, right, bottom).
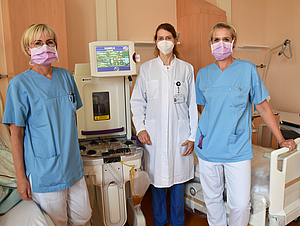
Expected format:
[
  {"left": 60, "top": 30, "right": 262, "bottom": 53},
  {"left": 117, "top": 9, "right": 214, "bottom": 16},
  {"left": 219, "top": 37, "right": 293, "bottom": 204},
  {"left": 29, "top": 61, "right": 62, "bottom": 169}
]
[
  {"left": 2, "top": 67, "right": 83, "bottom": 193},
  {"left": 195, "top": 59, "right": 269, "bottom": 162}
]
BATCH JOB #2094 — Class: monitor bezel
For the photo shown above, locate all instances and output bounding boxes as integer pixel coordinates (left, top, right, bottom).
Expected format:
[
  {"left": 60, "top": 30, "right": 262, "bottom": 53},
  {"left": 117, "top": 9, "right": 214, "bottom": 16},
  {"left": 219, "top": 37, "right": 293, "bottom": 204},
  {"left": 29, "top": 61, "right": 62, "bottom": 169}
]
[{"left": 89, "top": 41, "right": 136, "bottom": 77}]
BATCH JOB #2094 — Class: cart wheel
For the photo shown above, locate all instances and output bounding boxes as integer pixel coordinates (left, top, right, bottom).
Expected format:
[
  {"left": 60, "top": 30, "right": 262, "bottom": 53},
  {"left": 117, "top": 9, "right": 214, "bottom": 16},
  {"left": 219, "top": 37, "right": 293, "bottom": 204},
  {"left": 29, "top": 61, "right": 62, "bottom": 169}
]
[{"left": 293, "top": 216, "right": 300, "bottom": 222}]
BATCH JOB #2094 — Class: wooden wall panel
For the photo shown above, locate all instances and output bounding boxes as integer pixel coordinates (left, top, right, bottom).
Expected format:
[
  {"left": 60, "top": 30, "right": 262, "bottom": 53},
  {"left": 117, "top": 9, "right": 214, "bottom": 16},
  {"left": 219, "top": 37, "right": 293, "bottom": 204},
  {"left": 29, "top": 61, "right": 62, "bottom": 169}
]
[
  {"left": 177, "top": 0, "right": 226, "bottom": 76},
  {"left": 0, "top": 0, "right": 13, "bottom": 77},
  {"left": 1, "top": 0, "right": 69, "bottom": 77},
  {"left": 200, "top": 13, "right": 227, "bottom": 69},
  {"left": 177, "top": 0, "right": 200, "bottom": 18},
  {"left": 177, "top": 14, "right": 200, "bottom": 78}
]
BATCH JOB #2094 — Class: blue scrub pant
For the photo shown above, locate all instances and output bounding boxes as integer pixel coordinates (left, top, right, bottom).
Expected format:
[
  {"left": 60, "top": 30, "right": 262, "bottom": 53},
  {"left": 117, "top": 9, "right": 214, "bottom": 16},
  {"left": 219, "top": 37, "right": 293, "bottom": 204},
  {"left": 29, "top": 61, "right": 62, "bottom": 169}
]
[{"left": 151, "top": 183, "right": 185, "bottom": 226}]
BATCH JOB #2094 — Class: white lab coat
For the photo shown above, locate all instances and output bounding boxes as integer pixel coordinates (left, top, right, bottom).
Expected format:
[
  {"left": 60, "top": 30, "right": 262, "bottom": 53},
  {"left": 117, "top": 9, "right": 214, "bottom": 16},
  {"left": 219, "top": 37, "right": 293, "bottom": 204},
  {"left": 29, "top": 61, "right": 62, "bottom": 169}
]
[{"left": 131, "top": 56, "right": 198, "bottom": 187}]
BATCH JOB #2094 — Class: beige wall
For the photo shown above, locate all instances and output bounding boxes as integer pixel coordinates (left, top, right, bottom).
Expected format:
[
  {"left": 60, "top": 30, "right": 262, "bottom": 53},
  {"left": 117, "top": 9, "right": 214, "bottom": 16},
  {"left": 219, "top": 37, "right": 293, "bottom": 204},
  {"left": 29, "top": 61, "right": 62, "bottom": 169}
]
[
  {"left": 117, "top": 0, "right": 176, "bottom": 42},
  {"left": 118, "top": 0, "right": 176, "bottom": 67},
  {"left": 231, "top": 0, "right": 300, "bottom": 114},
  {"left": 264, "top": 0, "right": 299, "bottom": 113},
  {"left": 65, "top": 0, "right": 176, "bottom": 73},
  {"left": 231, "top": 0, "right": 267, "bottom": 78}
]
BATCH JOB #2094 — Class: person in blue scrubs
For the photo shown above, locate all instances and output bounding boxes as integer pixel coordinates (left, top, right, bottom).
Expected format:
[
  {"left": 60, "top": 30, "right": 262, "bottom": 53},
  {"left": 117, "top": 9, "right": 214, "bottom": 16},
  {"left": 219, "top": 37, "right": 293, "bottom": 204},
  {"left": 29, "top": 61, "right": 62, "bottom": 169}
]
[
  {"left": 2, "top": 24, "right": 91, "bottom": 226},
  {"left": 194, "top": 22, "right": 296, "bottom": 226}
]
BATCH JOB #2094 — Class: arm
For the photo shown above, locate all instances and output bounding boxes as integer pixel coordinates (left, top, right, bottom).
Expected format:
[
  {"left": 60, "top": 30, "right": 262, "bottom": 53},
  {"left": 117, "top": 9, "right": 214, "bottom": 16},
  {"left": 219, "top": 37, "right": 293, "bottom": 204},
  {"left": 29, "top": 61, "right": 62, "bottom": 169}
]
[
  {"left": 130, "top": 66, "right": 150, "bottom": 145},
  {"left": 10, "top": 124, "right": 32, "bottom": 200},
  {"left": 182, "top": 66, "right": 198, "bottom": 156},
  {"left": 255, "top": 100, "right": 296, "bottom": 151}
]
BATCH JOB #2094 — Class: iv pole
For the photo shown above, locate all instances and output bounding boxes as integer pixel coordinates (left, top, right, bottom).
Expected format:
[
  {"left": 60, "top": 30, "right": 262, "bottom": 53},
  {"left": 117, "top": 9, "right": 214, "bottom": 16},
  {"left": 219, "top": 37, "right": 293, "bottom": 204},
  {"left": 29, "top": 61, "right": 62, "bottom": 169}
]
[{"left": 263, "top": 39, "right": 292, "bottom": 84}]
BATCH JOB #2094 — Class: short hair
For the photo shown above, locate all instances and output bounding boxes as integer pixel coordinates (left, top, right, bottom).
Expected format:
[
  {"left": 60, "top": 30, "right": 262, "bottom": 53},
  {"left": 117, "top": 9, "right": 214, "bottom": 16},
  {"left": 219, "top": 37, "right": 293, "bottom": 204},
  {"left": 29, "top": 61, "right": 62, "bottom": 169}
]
[
  {"left": 153, "top": 23, "right": 182, "bottom": 59},
  {"left": 21, "top": 24, "right": 57, "bottom": 57},
  {"left": 208, "top": 22, "right": 237, "bottom": 44}
]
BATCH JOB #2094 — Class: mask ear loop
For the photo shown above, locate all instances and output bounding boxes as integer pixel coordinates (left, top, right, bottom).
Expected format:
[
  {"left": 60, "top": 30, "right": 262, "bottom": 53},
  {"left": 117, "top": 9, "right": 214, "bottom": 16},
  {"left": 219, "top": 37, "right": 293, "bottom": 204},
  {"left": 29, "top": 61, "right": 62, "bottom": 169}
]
[
  {"left": 27, "top": 46, "right": 34, "bottom": 66},
  {"left": 231, "top": 38, "right": 235, "bottom": 50},
  {"left": 53, "top": 58, "right": 59, "bottom": 64},
  {"left": 53, "top": 48, "right": 59, "bottom": 64}
]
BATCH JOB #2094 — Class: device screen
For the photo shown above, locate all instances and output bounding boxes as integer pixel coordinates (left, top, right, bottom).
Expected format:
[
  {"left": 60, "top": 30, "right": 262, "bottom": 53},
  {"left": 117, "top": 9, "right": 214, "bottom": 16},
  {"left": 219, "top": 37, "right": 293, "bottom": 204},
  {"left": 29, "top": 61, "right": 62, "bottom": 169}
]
[{"left": 95, "top": 45, "right": 130, "bottom": 72}]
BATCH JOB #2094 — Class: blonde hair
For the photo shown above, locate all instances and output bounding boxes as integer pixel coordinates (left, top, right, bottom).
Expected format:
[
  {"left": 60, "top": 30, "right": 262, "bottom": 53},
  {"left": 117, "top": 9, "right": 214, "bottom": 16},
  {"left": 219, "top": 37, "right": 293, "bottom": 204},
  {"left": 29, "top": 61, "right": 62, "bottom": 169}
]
[
  {"left": 154, "top": 23, "right": 182, "bottom": 59},
  {"left": 21, "top": 24, "right": 57, "bottom": 57},
  {"left": 208, "top": 22, "right": 237, "bottom": 45}
]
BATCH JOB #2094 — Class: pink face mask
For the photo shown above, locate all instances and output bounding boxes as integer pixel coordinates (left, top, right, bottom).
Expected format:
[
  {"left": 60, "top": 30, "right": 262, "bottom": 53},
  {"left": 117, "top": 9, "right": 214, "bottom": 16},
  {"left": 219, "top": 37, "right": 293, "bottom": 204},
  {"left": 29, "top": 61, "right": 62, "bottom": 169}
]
[
  {"left": 29, "top": 44, "right": 59, "bottom": 66},
  {"left": 211, "top": 39, "right": 234, "bottom": 61}
]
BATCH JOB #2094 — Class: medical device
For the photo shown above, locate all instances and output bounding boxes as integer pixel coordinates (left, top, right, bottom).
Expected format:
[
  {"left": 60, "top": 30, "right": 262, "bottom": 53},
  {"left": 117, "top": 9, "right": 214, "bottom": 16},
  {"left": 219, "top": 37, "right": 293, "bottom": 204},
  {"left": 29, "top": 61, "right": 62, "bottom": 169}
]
[
  {"left": 76, "top": 41, "right": 136, "bottom": 140},
  {"left": 263, "top": 39, "right": 292, "bottom": 83},
  {"left": 74, "top": 41, "right": 147, "bottom": 226}
]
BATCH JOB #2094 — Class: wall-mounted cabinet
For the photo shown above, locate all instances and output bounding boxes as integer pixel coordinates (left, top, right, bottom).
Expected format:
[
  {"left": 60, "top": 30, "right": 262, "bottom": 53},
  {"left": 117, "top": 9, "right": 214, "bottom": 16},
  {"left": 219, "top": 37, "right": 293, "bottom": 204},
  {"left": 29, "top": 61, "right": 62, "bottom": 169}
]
[
  {"left": 176, "top": 0, "right": 227, "bottom": 77},
  {"left": 0, "top": 0, "right": 69, "bottom": 105}
]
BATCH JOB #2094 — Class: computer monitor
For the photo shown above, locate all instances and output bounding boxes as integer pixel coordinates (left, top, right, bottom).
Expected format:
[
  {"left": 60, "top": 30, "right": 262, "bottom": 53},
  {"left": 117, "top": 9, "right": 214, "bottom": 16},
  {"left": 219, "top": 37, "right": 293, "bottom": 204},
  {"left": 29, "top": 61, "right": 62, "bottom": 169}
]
[{"left": 89, "top": 41, "right": 136, "bottom": 77}]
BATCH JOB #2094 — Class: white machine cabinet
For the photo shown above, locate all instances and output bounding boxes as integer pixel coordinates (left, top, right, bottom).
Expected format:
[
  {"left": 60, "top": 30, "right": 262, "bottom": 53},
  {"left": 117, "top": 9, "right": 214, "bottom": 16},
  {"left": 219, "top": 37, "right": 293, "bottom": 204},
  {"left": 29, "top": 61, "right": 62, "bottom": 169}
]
[{"left": 74, "top": 41, "right": 147, "bottom": 226}]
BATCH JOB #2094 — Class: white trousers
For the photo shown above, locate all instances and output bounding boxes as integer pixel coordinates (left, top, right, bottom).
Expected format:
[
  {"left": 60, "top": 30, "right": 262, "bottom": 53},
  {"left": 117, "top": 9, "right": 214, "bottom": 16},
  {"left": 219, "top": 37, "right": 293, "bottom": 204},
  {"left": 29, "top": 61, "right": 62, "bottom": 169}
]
[
  {"left": 198, "top": 158, "right": 251, "bottom": 226},
  {"left": 30, "top": 176, "right": 92, "bottom": 226}
]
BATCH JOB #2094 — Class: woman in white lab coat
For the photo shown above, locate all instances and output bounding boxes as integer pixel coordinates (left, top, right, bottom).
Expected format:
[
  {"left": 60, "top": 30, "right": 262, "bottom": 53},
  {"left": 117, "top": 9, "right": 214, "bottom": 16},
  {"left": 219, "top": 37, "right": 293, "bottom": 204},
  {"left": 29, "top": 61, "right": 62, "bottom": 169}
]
[{"left": 131, "top": 23, "right": 198, "bottom": 226}]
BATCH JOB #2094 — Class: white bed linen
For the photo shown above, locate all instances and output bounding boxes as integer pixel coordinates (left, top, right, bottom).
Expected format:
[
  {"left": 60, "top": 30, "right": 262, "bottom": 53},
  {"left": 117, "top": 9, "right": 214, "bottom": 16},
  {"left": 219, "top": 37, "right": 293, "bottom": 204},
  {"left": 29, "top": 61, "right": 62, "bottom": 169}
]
[{"left": 0, "top": 200, "right": 55, "bottom": 226}]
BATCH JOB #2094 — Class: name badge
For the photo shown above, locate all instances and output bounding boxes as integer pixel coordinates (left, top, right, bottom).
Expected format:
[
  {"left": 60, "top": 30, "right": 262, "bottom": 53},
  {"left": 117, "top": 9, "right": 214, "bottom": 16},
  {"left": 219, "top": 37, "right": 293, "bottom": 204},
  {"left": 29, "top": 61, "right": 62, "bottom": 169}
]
[{"left": 174, "top": 94, "right": 185, "bottom": 104}]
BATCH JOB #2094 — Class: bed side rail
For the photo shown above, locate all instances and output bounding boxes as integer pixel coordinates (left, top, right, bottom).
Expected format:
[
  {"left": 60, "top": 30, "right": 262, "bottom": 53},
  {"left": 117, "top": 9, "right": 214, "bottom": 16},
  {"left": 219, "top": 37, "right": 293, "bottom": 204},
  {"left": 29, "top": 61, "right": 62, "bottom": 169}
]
[{"left": 269, "top": 138, "right": 300, "bottom": 218}]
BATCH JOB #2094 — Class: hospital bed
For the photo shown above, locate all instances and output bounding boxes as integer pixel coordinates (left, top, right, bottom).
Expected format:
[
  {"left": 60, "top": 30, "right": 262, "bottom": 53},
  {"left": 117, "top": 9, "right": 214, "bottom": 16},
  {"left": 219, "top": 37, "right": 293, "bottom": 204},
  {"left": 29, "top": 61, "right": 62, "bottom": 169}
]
[
  {"left": 184, "top": 138, "right": 300, "bottom": 226},
  {"left": 0, "top": 200, "right": 55, "bottom": 226},
  {"left": 0, "top": 123, "right": 55, "bottom": 226}
]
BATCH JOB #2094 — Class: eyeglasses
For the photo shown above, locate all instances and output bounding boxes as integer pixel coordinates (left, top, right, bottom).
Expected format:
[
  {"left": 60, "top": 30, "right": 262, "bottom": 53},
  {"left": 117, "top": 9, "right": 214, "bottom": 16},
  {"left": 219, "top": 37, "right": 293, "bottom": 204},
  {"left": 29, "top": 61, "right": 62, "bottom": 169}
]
[{"left": 31, "top": 39, "right": 56, "bottom": 48}]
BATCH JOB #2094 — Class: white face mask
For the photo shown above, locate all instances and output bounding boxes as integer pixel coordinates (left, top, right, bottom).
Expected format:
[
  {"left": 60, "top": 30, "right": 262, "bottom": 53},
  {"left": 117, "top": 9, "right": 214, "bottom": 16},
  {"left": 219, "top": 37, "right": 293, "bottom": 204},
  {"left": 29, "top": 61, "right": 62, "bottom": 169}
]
[{"left": 157, "top": 40, "right": 174, "bottom": 55}]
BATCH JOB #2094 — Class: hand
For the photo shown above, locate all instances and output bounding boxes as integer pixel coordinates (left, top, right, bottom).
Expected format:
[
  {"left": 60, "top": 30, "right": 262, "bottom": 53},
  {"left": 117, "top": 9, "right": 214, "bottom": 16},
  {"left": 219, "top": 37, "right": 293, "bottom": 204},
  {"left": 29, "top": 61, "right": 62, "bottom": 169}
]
[
  {"left": 279, "top": 139, "right": 297, "bottom": 152},
  {"left": 17, "top": 177, "right": 32, "bottom": 201},
  {"left": 138, "top": 130, "right": 151, "bottom": 145},
  {"left": 182, "top": 140, "right": 194, "bottom": 156}
]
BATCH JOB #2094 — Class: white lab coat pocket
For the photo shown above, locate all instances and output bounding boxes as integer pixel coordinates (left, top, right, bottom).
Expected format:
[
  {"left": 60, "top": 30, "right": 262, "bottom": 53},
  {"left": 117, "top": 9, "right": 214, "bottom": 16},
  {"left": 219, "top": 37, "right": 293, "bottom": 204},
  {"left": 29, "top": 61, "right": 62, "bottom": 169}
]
[
  {"left": 146, "top": 80, "right": 159, "bottom": 99},
  {"left": 145, "top": 119, "right": 156, "bottom": 145}
]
